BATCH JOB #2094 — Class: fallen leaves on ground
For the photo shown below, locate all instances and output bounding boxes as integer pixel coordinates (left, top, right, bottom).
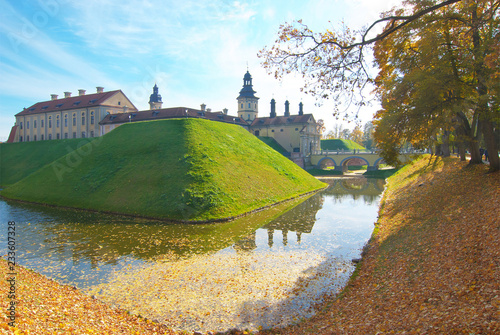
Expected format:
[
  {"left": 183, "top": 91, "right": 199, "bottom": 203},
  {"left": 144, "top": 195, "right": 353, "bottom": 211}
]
[
  {"left": 0, "top": 263, "right": 176, "bottom": 334},
  {"left": 263, "top": 156, "right": 500, "bottom": 334}
]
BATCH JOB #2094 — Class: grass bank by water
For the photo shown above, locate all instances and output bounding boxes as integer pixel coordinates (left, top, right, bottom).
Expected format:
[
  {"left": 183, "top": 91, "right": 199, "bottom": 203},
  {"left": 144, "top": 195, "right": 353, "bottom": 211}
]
[
  {"left": 1, "top": 119, "right": 325, "bottom": 222},
  {"left": 0, "top": 138, "right": 98, "bottom": 187},
  {"left": 264, "top": 155, "right": 500, "bottom": 334}
]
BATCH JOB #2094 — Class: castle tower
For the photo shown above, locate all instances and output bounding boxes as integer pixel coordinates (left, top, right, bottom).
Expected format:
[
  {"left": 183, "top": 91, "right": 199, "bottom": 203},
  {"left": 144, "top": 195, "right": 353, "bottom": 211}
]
[
  {"left": 284, "top": 100, "right": 290, "bottom": 117},
  {"left": 237, "top": 71, "right": 259, "bottom": 122},
  {"left": 270, "top": 98, "right": 276, "bottom": 118},
  {"left": 149, "top": 84, "right": 163, "bottom": 110}
]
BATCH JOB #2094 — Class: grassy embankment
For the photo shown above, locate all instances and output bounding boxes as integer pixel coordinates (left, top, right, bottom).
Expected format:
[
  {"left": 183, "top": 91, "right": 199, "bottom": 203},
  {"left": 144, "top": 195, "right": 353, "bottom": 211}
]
[
  {"left": 0, "top": 138, "right": 96, "bottom": 187},
  {"left": 265, "top": 155, "right": 500, "bottom": 334},
  {"left": 0, "top": 118, "right": 325, "bottom": 222},
  {"left": 320, "top": 139, "right": 366, "bottom": 151}
]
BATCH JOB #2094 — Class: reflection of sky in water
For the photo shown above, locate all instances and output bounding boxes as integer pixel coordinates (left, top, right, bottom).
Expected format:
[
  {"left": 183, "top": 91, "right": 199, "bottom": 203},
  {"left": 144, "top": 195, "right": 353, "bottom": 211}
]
[{"left": 0, "top": 178, "right": 384, "bottom": 332}]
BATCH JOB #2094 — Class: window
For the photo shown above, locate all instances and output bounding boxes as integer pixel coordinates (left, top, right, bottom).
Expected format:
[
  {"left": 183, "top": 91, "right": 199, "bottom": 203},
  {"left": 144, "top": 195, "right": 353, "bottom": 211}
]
[
  {"left": 64, "top": 133, "right": 68, "bottom": 139},
  {"left": 41, "top": 134, "right": 44, "bottom": 140},
  {"left": 248, "top": 103, "right": 251, "bottom": 108},
  {"left": 19, "top": 136, "right": 23, "bottom": 142},
  {"left": 73, "top": 132, "right": 76, "bottom": 139},
  {"left": 49, "top": 134, "right": 52, "bottom": 140},
  {"left": 34, "top": 120, "right": 37, "bottom": 128},
  {"left": 20, "top": 122, "right": 23, "bottom": 129},
  {"left": 254, "top": 130, "right": 260, "bottom": 136},
  {"left": 295, "top": 128, "right": 299, "bottom": 131},
  {"left": 280, "top": 129, "right": 284, "bottom": 132},
  {"left": 81, "top": 131, "right": 86, "bottom": 138},
  {"left": 27, "top": 121, "right": 30, "bottom": 129},
  {"left": 41, "top": 119, "right": 44, "bottom": 128},
  {"left": 90, "top": 130, "right": 94, "bottom": 137},
  {"left": 73, "top": 113, "right": 76, "bottom": 126},
  {"left": 82, "top": 112, "right": 85, "bottom": 125},
  {"left": 34, "top": 135, "right": 37, "bottom": 141},
  {"left": 26, "top": 135, "right": 30, "bottom": 142},
  {"left": 241, "top": 103, "right": 243, "bottom": 108},
  {"left": 271, "top": 129, "right": 275, "bottom": 132},
  {"left": 90, "top": 111, "right": 94, "bottom": 125},
  {"left": 56, "top": 115, "right": 60, "bottom": 128},
  {"left": 48, "top": 116, "right": 52, "bottom": 128},
  {"left": 118, "top": 101, "right": 121, "bottom": 105},
  {"left": 56, "top": 133, "right": 60, "bottom": 139},
  {"left": 64, "top": 114, "right": 68, "bottom": 127}
]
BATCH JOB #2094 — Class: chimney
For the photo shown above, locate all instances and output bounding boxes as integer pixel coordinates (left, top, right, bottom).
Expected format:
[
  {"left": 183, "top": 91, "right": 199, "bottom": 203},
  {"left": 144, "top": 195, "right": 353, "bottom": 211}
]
[
  {"left": 223, "top": 108, "right": 228, "bottom": 115},
  {"left": 284, "top": 100, "right": 290, "bottom": 117},
  {"left": 96, "top": 86, "right": 104, "bottom": 93},
  {"left": 51, "top": 94, "right": 58, "bottom": 101},
  {"left": 78, "top": 89, "right": 86, "bottom": 96},
  {"left": 64, "top": 92, "right": 72, "bottom": 98},
  {"left": 270, "top": 98, "right": 276, "bottom": 118},
  {"left": 200, "top": 103, "right": 206, "bottom": 111},
  {"left": 299, "top": 102, "right": 304, "bottom": 116}
]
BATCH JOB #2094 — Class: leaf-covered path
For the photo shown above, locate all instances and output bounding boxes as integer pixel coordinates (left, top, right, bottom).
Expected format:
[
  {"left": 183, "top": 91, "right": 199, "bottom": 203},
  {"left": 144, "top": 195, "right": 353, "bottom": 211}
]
[
  {"left": 1, "top": 156, "right": 499, "bottom": 334},
  {"left": 264, "top": 156, "right": 500, "bottom": 334}
]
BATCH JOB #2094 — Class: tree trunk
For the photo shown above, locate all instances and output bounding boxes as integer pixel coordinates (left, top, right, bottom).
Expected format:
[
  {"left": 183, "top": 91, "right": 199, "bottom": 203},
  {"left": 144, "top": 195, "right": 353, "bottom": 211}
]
[
  {"left": 481, "top": 120, "right": 499, "bottom": 172},
  {"left": 441, "top": 131, "right": 451, "bottom": 157}
]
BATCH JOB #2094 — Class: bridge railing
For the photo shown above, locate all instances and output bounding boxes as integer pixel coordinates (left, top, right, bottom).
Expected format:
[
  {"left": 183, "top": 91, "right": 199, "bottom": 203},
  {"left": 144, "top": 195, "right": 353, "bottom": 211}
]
[
  {"left": 312, "top": 149, "right": 426, "bottom": 156},
  {"left": 313, "top": 149, "right": 379, "bottom": 155}
]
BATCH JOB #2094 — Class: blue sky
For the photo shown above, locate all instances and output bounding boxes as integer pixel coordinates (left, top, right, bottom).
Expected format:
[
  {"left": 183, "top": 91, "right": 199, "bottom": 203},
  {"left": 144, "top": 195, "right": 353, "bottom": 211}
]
[{"left": 0, "top": 0, "right": 402, "bottom": 141}]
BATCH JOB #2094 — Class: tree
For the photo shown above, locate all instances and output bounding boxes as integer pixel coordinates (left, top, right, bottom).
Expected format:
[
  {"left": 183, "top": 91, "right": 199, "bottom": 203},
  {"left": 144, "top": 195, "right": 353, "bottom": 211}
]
[
  {"left": 259, "top": 0, "right": 462, "bottom": 121},
  {"left": 363, "top": 121, "right": 375, "bottom": 149},
  {"left": 373, "top": 0, "right": 499, "bottom": 171},
  {"left": 259, "top": 0, "right": 499, "bottom": 171},
  {"left": 351, "top": 125, "right": 364, "bottom": 145}
]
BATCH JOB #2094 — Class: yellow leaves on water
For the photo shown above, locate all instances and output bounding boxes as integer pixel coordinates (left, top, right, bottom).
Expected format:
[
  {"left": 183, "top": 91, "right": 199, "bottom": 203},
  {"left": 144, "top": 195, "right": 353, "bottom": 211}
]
[{"left": 87, "top": 250, "right": 348, "bottom": 333}]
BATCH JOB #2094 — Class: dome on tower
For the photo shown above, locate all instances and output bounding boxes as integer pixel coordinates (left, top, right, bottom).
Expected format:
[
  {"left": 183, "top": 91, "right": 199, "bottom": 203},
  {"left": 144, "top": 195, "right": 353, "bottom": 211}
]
[
  {"left": 238, "top": 71, "right": 258, "bottom": 99},
  {"left": 149, "top": 84, "right": 162, "bottom": 103}
]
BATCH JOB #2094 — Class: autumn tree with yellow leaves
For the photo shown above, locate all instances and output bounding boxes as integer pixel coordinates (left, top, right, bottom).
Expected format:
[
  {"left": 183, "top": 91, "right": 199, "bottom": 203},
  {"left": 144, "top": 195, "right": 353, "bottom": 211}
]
[{"left": 259, "top": 0, "right": 499, "bottom": 171}]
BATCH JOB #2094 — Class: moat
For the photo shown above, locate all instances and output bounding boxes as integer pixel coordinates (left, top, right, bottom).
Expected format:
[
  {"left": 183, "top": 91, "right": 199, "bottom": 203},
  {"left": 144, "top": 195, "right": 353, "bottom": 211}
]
[{"left": 0, "top": 177, "right": 385, "bottom": 333}]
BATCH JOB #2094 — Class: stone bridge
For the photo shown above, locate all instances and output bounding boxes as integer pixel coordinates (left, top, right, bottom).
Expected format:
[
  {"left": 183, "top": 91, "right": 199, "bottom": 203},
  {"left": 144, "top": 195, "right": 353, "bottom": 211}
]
[{"left": 310, "top": 150, "right": 412, "bottom": 172}]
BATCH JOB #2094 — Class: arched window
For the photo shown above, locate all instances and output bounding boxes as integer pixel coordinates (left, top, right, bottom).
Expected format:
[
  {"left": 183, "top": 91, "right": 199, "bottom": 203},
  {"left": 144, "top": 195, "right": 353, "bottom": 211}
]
[
  {"left": 48, "top": 116, "right": 52, "bottom": 128},
  {"left": 73, "top": 113, "right": 76, "bottom": 126},
  {"left": 82, "top": 112, "right": 85, "bottom": 125},
  {"left": 41, "top": 119, "right": 44, "bottom": 128},
  {"left": 34, "top": 120, "right": 37, "bottom": 128},
  {"left": 56, "top": 115, "right": 60, "bottom": 128},
  {"left": 90, "top": 111, "right": 95, "bottom": 125},
  {"left": 64, "top": 114, "right": 68, "bottom": 127}
]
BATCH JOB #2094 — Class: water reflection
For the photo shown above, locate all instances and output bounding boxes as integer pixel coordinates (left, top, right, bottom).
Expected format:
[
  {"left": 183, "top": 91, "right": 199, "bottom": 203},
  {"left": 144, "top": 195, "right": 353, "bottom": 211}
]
[{"left": 0, "top": 177, "right": 384, "bottom": 332}]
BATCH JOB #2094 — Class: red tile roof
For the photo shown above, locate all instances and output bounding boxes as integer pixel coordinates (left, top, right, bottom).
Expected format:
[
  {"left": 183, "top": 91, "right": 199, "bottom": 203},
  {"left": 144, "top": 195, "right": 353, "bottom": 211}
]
[
  {"left": 6, "top": 125, "right": 18, "bottom": 143},
  {"left": 99, "top": 107, "right": 248, "bottom": 126},
  {"left": 250, "top": 114, "right": 314, "bottom": 126},
  {"left": 15, "top": 90, "right": 134, "bottom": 116}
]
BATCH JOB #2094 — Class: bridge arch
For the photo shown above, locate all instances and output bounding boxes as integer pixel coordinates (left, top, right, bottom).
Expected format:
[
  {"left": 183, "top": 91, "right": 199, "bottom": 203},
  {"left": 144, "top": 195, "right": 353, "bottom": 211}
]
[
  {"left": 316, "top": 157, "right": 337, "bottom": 169},
  {"left": 340, "top": 156, "right": 371, "bottom": 170},
  {"left": 373, "top": 157, "right": 386, "bottom": 167}
]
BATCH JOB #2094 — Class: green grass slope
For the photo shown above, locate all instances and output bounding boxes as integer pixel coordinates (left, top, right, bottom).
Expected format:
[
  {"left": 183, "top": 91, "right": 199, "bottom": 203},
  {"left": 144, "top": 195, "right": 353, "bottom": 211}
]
[
  {"left": 0, "top": 138, "right": 99, "bottom": 187},
  {"left": 321, "top": 139, "right": 365, "bottom": 151},
  {"left": 1, "top": 119, "right": 325, "bottom": 221},
  {"left": 257, "top": 136, "right": 288, "bottom": 155}
]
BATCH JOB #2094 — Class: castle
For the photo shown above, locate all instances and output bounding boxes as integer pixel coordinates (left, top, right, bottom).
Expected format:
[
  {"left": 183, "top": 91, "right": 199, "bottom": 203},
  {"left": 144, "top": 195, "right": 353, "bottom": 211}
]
[{"left": 8, "top": 71, "right": 321, "bottom": 167}]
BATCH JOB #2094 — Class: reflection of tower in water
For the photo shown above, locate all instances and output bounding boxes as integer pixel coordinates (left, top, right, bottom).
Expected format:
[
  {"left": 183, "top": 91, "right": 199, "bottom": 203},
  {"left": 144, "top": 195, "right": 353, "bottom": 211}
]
[
  {"left": 232, "top": 231, "right": 257, "bottom": 253},
  {"left": 233, "top": 194, "right": 323, "bottom": 249}
]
